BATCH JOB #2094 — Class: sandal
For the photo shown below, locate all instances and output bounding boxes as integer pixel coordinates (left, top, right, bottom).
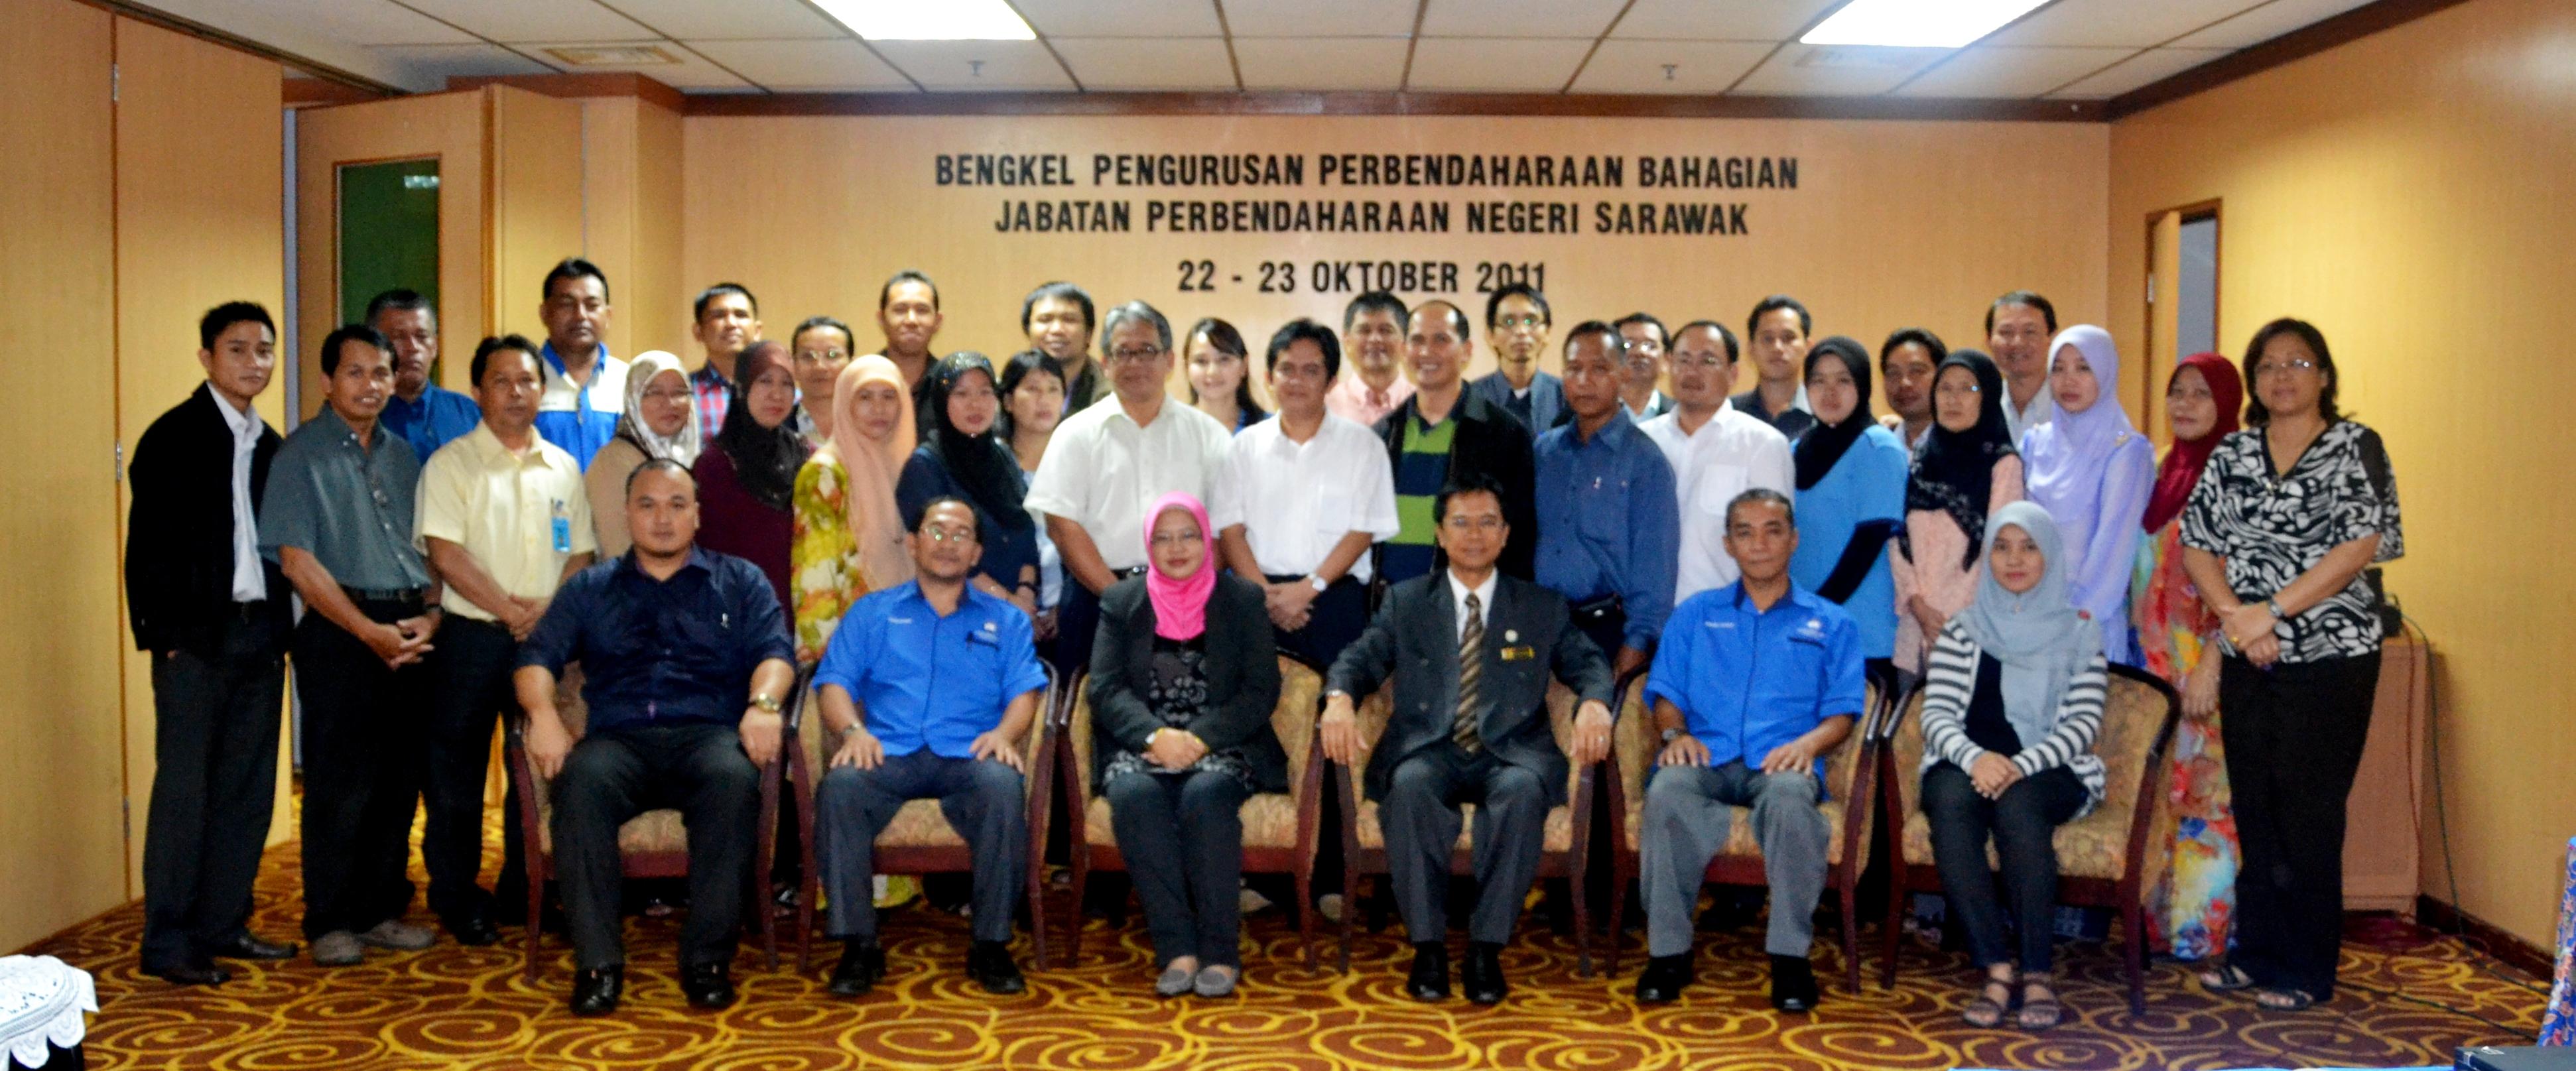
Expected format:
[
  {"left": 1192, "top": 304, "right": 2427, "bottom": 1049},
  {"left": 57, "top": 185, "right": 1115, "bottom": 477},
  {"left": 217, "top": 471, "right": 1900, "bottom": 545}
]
[
  {"left": 2017, "top": 974, "right": 2064, "bottom": 1031},
  {"left": 1963, "top": 971, "right": 2016, "bottom": 1028},
  {"left": 2255, "top": 987, "right": 2319, "bottom": 1012},
  {"left": 2197, "top": 963, "right": 2256, "bottom": 992}
]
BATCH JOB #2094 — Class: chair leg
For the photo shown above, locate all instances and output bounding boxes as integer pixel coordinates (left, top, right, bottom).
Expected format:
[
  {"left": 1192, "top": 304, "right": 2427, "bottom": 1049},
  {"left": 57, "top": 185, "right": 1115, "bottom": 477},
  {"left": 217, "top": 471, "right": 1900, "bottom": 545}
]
[
  {"left": 1880, "top": 872, "right": 1903, "bottom": 990},
  {"left": 1572, "top": 871, "right": 1593, "bottom": 979},
  {"left": 1338, "top": 869, "right": 1356, "bottom": 976},
  {"left": 1295, "top": 869, "right": 1316, "bottom": 971},
  {"left": 523, "top": 856, "right": 545, "bottom": 984},
  {"left": 1838, "top": 877, "right": 1862, "bottom": 994},
  {"left": 1067, "top": 852, "right": 1087, "bottom": 968},
  {"left": 1029, "top": 857, "right": 1051, "bottom": 973},
  {"left": 1604, "top": 871, "right": 1628, "bottom": 978},
  {"left": 2126, "top": 901, "right": 2148, "bottom": 1016}
]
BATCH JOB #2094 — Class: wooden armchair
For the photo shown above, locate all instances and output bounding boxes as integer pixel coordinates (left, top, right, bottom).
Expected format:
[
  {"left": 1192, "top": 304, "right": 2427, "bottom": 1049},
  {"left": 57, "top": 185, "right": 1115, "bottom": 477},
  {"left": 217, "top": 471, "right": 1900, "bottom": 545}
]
[
  {"left": 783, "top": 662, "right": 1061, "bottom": 972},
  {"left": 501, "top": 672, "right": 789, "bottom": 981},
  {"left": 1601, "top": 664, "right": 1901, "bottom": 989},
  {"left": 1055, "top": 654, "right": 1332, "bottom": 966},
  {"left": 1330, "top": 676, "right": 1610, "bottom": 977},
  {"left": 1878, "top": 662, "right": 2180, "bottom": 1013}
]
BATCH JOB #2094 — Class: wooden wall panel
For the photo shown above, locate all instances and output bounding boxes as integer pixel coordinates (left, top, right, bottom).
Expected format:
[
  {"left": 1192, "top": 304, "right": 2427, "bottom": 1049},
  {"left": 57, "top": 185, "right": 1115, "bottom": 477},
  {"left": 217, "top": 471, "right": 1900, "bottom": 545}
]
[
  {"left": 2110, "top": 0, "right": 2576, "bottom": 946},
  {"left": 0, "top": 0, "right": 123, "bottom": 953},
  {"left": 488, "top": 87, "right": 585, "bottom": 347},
  {"left": 579, "top": 95, "right": 688, "bottom": 359},
  {"left": 293, "top": 90, "right": 486, "bottom": 399}
]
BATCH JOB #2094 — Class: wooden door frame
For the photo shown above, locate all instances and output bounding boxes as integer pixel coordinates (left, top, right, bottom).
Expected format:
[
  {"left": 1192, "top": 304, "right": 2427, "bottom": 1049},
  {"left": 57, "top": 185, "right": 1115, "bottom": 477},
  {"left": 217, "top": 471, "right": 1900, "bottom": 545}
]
[{"left": 2142, "top": 198, "right": 2222, "bottom": 436}]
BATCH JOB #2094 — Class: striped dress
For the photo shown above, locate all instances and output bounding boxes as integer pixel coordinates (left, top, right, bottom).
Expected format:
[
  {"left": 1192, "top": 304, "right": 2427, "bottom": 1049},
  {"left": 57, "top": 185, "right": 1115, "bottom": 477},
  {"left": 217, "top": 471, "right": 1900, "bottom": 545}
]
[{"left": 1917, "top": 620, "right": 2108, "bottom": 818}]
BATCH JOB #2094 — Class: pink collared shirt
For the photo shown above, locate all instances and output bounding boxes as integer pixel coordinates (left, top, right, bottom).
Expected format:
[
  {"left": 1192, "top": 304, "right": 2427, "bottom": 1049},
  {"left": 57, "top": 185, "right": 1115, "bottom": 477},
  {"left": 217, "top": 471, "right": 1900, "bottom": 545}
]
[{"left": 1322, "top": 371, "right": 1415, "bottom": 429}]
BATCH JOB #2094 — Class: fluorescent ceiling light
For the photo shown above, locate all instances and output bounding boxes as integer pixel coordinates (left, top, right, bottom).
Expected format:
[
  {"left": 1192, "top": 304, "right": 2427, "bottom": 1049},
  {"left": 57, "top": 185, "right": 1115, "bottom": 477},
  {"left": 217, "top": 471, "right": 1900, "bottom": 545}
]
[
  {"left": 1800, "top": 0, "right": 2049, "bottom": 48},
  {"left": 812, "top": 0, "right": 1036, "bottom": 40}
]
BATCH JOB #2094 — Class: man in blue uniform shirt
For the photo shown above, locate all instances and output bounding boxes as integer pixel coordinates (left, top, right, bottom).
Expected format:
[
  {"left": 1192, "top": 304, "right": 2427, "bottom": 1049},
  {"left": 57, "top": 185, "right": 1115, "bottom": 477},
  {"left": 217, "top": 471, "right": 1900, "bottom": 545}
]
[
  {"left": 367, "top": 289, "right": 479, "bottom": 462},
  {"left": 1533, "top": 320, "right": 1679, "bottom": 678},
  {"left": 1636, "top": 487, "right": 1862, "bottom": 1012},
  {"left": 811, "top": 497, "right": 1048, "bottom": 999}
]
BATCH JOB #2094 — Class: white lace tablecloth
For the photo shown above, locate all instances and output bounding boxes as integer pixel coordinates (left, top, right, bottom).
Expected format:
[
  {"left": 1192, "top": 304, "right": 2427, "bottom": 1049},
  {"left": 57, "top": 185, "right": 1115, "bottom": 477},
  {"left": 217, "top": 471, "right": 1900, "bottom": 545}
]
[{"left": 0, "top": 956, "right": 94, "bottom": 1068}]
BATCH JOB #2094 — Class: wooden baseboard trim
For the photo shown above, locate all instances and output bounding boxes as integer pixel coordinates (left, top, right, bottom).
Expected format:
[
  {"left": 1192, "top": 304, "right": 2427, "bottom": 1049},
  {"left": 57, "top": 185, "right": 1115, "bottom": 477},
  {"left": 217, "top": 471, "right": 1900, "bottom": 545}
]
[{"left": 2414, "top": 894, "right": 2556, "bottom": 980}]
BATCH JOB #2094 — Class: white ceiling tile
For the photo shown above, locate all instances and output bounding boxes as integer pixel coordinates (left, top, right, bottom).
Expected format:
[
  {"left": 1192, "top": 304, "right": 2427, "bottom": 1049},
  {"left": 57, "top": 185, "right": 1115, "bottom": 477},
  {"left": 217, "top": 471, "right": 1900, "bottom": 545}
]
[
  {"left": 367, "top": 43, "right": 555, "bottom": 83},
  {"left": 1419, "top": 0, "right": 1629, "bottom": 40},
  {"left": 1984, "top": 0, "right": 2266, "bottom": 47},
  {"left": 1406, "top": 37, "right": 1595, "bottom": 92},
  {"left": 1611, "top": 0, "right": 1836, "bottom": 41},
  {"left": 1050, "top": 38, "right": 1237, "bottom": 90},
  {"left": 1569, "top": 39, "right": 1775, "bottom": 94},
  {"left": 189, "top": 0, "right": 476, "bottom": 46},
  {"left": 1226, "top": 0, "right": 1419, "bottom": 38},
  {"left": 398, "top": 0, "right": 657, "bottom": 43},
  {"left": 592, "top": 0, "right": 845, "bottom": 40},
  {"left": 517, "top": 41, "right": 753, "bottom": 88},
  {"left": 868, "top": 40, "right": 1076, "bottom": 91},
  {"left": 2045, "top": 46, "right": 2230, "bottom": 97},
  {"left": 1894, "top": 44, "right": 2137, "bottom": 97},
  {"left": 2169, "top": 0, "right": 2378, "bottom": 48},
  {"left": 1009, "top": 0, "right": 1222, "bottom": 38},
  {"left": 1730, "top": 42, "right": 1945, "bottom": 95},
  {"left": 689, "top": 38, "right": 914, "bottom": 90},
  {"left": 1232, "top": 36, "right": 1411, "bottom": 90}
]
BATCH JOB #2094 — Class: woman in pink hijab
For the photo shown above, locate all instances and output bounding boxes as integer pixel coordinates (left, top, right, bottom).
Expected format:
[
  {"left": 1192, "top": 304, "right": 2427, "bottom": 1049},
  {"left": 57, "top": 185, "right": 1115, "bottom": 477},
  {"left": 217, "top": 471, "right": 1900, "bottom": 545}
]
[{"left": 1084, "top": 491, "right": 1284, "bottom": 999}]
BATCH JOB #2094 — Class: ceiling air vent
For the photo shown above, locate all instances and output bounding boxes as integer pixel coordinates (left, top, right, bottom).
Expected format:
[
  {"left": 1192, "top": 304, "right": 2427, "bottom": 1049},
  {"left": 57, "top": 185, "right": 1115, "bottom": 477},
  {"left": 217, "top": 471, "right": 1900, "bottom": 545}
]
[{"left": 544, "top": 44, "right": 681, "bottom": 67}]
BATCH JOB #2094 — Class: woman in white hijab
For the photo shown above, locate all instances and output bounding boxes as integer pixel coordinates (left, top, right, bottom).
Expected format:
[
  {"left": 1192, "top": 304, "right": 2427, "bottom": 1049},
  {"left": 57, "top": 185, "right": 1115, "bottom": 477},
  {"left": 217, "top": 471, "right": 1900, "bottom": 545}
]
[{"left": 584, "top": 350, "right": 702, "bottom": 558}]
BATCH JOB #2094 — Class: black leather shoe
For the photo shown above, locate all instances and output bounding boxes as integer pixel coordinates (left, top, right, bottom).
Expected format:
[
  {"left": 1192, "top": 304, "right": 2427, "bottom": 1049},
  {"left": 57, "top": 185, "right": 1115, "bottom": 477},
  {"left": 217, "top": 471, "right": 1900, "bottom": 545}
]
[
  {"left": 570, "top": 966, "right": 623, "bottom": 1017},
  {"left": 206, "top": 933, "right": 298, "bottom": 961},
  {"left": 143, "top": 961, "right": 230, "bottom": 986},
  {"left": 966, "top": 940, "right": 1025, "bottom": 995},
  {"left": 1404, "top": 942, "right": 1450, "bottom": 1001},
  {"left": 829, "top": 941, "right": 886, "bottom": 997},
  {"left": 1462, "top": 942, "right": 1509, "bottom": 1005},
  {"left": 444, "top": 914, "right": 502, "bottom": 948},
  {"left": 1636, "top": 954, "right": 1694, "bottom": 1003},
  {"left": 1769, "top": 954, "right": 1819, "bottom": 1013},
  {"left": 680, "top": 962, "right": 736, "bottom": 1009}
]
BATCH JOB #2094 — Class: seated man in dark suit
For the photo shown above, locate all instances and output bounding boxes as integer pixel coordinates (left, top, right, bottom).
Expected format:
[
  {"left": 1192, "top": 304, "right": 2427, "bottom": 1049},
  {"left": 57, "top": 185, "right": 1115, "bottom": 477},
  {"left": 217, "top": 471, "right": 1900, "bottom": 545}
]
[
  {"left": 1320, "top": 472, "right": 1616, "bottom": 1005},
  {"left": 514, "top": 458, "right": 797, "bottom": 1017}
]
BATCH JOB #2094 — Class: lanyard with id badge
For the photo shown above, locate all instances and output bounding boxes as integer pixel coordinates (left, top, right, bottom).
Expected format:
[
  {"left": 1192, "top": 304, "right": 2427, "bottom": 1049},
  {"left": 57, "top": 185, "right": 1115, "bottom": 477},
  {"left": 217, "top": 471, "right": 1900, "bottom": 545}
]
[{"left": 550, "top": 499, "right": 574, "bottom": 554}]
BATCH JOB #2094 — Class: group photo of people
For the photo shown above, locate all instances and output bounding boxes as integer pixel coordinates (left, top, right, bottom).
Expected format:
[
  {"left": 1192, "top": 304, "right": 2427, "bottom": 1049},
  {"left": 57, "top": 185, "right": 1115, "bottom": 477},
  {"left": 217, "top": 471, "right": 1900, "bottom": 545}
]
[{"left": 130, "top": 257, "right": 2403, "bottom": 1033}]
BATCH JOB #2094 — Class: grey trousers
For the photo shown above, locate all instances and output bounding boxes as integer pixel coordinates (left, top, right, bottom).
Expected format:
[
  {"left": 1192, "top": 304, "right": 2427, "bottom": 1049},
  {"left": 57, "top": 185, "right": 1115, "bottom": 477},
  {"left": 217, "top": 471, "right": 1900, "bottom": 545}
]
[
  {"left": 1384, "top": 743, "right": 1547, "bottom": 945},
  {"left": 816, "top": 751, "right": 1025, "bottom": 944},
  {"left": 1640, "top": 760, "right": 1828, "bottom": 958},
  {"left": 1106, "top": 769, "right": 1252, "bottom": 968}
]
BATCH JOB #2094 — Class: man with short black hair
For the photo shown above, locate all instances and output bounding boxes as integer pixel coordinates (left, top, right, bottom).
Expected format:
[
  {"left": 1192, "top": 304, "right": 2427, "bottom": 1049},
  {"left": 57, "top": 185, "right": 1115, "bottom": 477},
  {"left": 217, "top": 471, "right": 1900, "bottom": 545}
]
[
  {"left": 531, "top": 258, "right": 626, "bottom": 468},
  {"left": 263, "top": 324, "right": 442, "bottom": 968},
  {"left": 1325, "top": 291, "right": 1415, "bottom": 427},
  {"left": 1469, "top": 283, "right": 1566, "bottom": 438},
  {"left": 876, "top": 269, "right": 944, "bottom": 387},
  {"left": 1022, "top": 281, "right": 1107, "bottom": 412},
  {"left": 515, "top": 459, "right": 796, "bottom": 1017},
  {"left": 812, "top": 497, "right": 1045, "bottom": 997},
  {"left": 368, "top": 289, "right": 479, "bottom": 462},
  {"left": 127, "top": 302, "right": 300, "bottom": 985},
  {"left": 1987, "top": 290, "right": 2058, "bottom": 442},
  {"left": 1533, "top": 322, "right": 1679, "bottom": 676},
  {"left": 1373, "top": 300, "right": 1537, "bottom": 587},
  {"left": 1735, "top": 296, "right": 1816, "bottom": 438},
  {"left": 1642, "top": 320, "right": 1795, "bottom": 602},
  {"left": 1878, "top": 328, "right": 1946, "bottom": 452},
  {"left": 1634, "top": 488, "right": 1861, "bottom": 1013},
  {"left": 1613, "top": 312, "right": 1675, "bottom": 421},
  {"left": 688, "top": 283, "right": 762, "bottom": 432},
  {"left": 1214, "top": 319, "right": 1400, "bottom": 668}
]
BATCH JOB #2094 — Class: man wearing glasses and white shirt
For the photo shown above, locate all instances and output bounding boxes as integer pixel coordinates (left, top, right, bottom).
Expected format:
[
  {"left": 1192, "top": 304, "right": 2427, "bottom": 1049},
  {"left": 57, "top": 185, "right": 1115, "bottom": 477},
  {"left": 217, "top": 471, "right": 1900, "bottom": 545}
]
[{"left": 1640, "top": 320, "right": 1795, "bottom": 603}]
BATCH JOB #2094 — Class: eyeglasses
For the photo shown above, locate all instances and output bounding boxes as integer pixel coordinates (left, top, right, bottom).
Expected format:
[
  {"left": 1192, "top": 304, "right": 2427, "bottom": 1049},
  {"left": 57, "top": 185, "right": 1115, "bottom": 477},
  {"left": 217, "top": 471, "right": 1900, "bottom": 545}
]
[
  {"left": 1442, "top": 515, "right": 1505, "bottom": 533},
  {"left": 1150, "top": 531, "right": 1203, "bottom": 548},
  {"left": 1493, "top": 315, "right": 1545, "bottom": 332},
  {"left": 1935, "top": 380, "right": 1982, "bottom": 397},
  {"left": 1109, "top": 346, "right": 1165, "bottom": 364},
  {"left": 797, "top": 349, "right": 849, "bottom": 363},
  {"left": 1670, "top": 353, "right": 1729, "bottom": 369},
  {"left": 2254, "top": 359, "right": 2319, "bottom": 375},
  {"left": 641, "top": 387, "right": 690, "bottom": 404},
  {"left": 922, "top": 525, "right": 977, "bottom": 544}
]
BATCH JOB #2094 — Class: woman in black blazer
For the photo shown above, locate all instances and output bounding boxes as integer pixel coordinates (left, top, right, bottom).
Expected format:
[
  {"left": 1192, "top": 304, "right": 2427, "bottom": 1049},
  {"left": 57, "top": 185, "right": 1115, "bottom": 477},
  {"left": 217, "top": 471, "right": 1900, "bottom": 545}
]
[{"left": 1088, "top": 492, "right": 1284, "bottom": 999}]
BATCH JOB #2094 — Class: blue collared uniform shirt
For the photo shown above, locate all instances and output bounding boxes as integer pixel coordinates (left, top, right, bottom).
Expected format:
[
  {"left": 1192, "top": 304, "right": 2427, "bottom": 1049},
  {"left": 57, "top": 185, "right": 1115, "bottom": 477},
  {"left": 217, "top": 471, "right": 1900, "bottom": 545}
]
[
  {"left": 379, "top": 385, "right": 483, "bottom": 464},
  {"left": 535, "top": 342, "right": 622, "bottom": 470},
  {"left": 517, "top": 547, "right": 795, "bottom": 732},
  {"left": 813, "top": 581, "right": 1049, "bottom": 760},
  {"left": 1644, "top": 582, "right": 1866, "bottom": 782},
  {"left": 1533, "top": 410, "right": 1680, "bottom": 651}
]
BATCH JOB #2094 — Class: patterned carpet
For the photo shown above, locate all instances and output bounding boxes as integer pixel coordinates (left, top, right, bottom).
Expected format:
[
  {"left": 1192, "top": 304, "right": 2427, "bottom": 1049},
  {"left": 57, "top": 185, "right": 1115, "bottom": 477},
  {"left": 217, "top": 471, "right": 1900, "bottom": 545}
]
[{"left": 20, "top": 824, "right": 2549, "bottom": 1070}]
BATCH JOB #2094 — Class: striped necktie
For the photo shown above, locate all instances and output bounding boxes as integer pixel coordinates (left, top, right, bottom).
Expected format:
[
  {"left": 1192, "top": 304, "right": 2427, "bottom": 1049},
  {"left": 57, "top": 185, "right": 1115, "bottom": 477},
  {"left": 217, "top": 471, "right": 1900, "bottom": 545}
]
[{"left": 1452, "top": 592, "right": 1485, "bottom": 753}]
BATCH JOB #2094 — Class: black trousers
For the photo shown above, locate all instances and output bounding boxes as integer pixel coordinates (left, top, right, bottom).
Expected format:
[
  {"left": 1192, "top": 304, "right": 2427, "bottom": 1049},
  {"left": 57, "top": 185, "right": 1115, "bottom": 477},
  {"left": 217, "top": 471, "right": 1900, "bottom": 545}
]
[
  {"left": 1569, "top": 598, "right": 1627, "bottom": 663},
  {"left": 2221, "top": 650, "right": 2380, "bottom": 997},
  {"left": 1054, "top": 567, "right": 1147, "bottom": 680},
  {"left": 140, "top": 609, "right": 285, "bottom": 969},
  {"left": 292, "top": 599, "right": 430, "bottom": 939},
  {"left": 1263, "top": 574, "right": 1369, "bottom": 672},
  {"left": 1921, "top": 763, "right": 2088, "bottom": 974},
  {"left": 422, "top": 617, "right": 519, "bottom": 924},
  {"left": 552, "top": 722, "right": 761, "bottom": 970},
  {"left": 1106, "top": 768, "right": 1252, "bottom": 968}
]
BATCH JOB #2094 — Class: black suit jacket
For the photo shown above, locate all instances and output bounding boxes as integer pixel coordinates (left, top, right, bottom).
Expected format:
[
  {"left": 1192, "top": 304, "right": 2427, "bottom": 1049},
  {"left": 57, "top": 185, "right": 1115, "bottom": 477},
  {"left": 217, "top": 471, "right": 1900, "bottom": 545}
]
[
  {"left": 1326, "top": 571, "right": 1613, "bottom": 806},
  {"left": 1087, "top": 573, "right": 1287, "bottom": 792},
  {"left": 127, "top": 385, "right": 292, "bottom": 656},
  {"left": 1370, "top": 388, "right": 1539, "bottom": 581}
]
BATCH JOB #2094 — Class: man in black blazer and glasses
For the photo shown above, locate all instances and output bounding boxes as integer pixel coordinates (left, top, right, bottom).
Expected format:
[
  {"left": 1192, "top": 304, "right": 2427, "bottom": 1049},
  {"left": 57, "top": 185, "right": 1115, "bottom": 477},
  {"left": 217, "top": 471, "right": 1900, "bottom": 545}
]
[{"left": 123, "top": 302, "right": 300, "bottom": 985}]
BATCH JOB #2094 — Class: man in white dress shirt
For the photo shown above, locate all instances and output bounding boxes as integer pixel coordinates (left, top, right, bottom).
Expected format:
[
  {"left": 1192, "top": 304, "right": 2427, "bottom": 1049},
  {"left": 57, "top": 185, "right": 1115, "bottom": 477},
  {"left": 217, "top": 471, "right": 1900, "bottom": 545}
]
[
  {"left": 1640, "top": 320, "right": 1795, "bottom": 602},
  {"left": 1988, "top": 290, "right": 2057, "bottom": 444}
]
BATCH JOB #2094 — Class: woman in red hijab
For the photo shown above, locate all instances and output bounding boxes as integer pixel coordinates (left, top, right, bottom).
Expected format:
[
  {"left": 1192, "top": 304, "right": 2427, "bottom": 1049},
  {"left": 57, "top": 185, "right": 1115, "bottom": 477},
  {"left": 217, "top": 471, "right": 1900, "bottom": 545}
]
[{"left": 2128, "top": 351, "right": 2244, "bottom": 962}]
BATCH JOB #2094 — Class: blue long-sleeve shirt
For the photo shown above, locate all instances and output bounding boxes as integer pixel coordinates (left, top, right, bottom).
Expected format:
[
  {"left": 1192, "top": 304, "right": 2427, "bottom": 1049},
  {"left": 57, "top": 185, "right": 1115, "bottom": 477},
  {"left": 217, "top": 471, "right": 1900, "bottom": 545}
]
[
  {"left": 1644, "top": 582, "right": 1866, "bottom": 783},
  {"left": 1533, "top": 410, "right": 1679, "bottom": 651},
  {"left": 379, "top": 385, "right": 482, "bottom": 464}
]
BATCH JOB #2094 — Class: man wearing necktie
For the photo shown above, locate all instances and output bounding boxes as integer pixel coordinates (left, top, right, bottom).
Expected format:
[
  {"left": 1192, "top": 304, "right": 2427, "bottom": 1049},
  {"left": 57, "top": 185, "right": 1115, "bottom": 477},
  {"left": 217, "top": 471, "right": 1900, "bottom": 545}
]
[{"left": 1322, "top": 472, "right": 1616, "bottom": 1005}]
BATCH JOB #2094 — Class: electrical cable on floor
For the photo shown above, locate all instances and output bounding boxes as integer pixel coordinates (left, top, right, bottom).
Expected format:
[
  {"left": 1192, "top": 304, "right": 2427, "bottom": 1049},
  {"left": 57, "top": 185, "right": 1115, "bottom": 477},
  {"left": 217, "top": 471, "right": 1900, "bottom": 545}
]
[
  {"left": 2337, "top": 979, "right": 2535, "bottom": 1037},
  {"left": 2401, "top": 611, "right": 2549, "bottom": 999}
]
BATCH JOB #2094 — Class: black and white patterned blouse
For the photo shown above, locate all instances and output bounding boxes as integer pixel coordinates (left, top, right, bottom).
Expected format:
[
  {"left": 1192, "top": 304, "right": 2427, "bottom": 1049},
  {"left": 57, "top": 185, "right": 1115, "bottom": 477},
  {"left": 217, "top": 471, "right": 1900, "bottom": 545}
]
[
  {"left": 1102, "top": 636, "right": 1256, "bottom": 790},
  {"left": 2180, "top": 420, "right": 2403, "bottom": 662}
]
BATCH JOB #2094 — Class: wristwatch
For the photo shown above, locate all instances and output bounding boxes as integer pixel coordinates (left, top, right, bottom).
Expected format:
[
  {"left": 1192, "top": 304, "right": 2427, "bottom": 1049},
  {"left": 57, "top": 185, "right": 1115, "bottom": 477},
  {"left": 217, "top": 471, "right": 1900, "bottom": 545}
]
[
  {"left": 2264, "top": 597, "right": 2287, "bottom": 620},
  {"left": 751, "top": 694, "right": 782, "bottom": 714},
  {"left": 1309, "top": 575, "right": 1331, "bottom": 594},
  {"left": 1660, "top": 727, "right": 1686, "bottom": 745}
]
